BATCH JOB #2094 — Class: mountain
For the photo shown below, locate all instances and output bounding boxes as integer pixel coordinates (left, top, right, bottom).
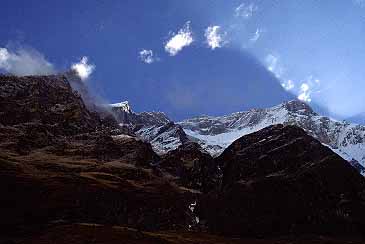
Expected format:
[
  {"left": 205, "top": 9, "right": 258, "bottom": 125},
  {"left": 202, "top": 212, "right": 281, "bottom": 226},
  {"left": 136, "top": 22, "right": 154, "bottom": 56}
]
[
  {"left": 198, "top": 124, "right": 365, "bottom": 237},
  {"left": 0, "top": 74, "right": 198, "bottom": 237},
  {"left": 0, "top": 74, "right": 100, "bottom": 134},
  {"left": 159, "top": 142, "right": 218, "bottom": 193},
  {"left": 179, "top": 100, "right": 365, "bottom": 173},
  {"left": 2, "top": 74, "right": 365, "bottom": 242},
  {"left": 108, "top": 100, "right": 365, "bottom": 175},
  {"left": 109, "top": 101, "right": 189, "bottom": 154}
]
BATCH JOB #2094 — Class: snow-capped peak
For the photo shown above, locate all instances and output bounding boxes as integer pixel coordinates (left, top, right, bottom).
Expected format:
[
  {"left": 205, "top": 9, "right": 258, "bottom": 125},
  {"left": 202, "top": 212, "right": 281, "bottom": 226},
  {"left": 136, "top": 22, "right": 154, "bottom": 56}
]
[
  {"left": 178, "top": 100, "right": 365, "bottom": 170},
  {"left": 281, "top": 100, "right": 316, "bottom": 115},
  {"left": 109, "top": 101, "right": 132, "bottom": 113}
]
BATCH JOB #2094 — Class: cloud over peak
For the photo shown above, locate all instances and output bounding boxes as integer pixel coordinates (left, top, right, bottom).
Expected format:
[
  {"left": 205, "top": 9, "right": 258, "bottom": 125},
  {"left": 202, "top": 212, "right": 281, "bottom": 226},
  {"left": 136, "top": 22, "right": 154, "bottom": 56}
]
[
  {"left": 165, "top": 21, "right": 194, "bottom": 56},
  {"left": 281, "top": 79, "right": 294, "bottom": 91},
  {"left": 297, "top": 76, "right": 321, "bottom": 103},
  {"left": 0, "top": 47, "right": 55, "bottom": 76},
  {"left": 71, "top": 56, "right": 95, "bottom": 81},
  {"left": 298, "top": 83, "right": 311, "bottom": 102},
  {"left": 205, "top": 25, "right": 227, "bottom": 50}
]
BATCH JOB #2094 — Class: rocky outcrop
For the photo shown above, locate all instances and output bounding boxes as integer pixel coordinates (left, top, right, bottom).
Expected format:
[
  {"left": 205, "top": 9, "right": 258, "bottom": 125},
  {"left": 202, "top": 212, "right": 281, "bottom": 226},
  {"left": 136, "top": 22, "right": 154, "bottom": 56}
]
[
  {"left": 0, "top": 74, "right": 137, "bottom": 155},
  {"left": 198, "top": 125, "right": 365, "bottom": 237},
  {"left": 0, "top": 74, "right": 99, "bottom": 133},
  {"left": 110, "top": 102, "right": 189, "bottom": 154},
  {"left": 159, "top": 142, "right": 218, "bottom": 193}
]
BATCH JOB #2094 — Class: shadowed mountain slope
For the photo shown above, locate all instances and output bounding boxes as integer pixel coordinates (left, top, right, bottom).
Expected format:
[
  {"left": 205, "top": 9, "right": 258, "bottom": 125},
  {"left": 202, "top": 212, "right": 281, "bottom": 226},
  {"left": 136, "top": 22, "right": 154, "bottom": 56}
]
[{"left": 198, "top": 125, "right": 365, "bottom": 237}]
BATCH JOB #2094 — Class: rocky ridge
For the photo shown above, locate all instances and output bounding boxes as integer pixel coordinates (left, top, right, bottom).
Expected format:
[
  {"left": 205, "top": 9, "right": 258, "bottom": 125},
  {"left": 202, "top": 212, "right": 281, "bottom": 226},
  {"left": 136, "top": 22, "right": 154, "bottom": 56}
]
[
  {"left": 179, "top": 100, "right": 365, "bottom": 174},
  {"left": 110, "top": 100, "right": 365, "bottom": 174},
  {"left": 0, "top": 74, "right": 197, "bottom": 237},
  {"left": 109, "top": 101, "right": 189, "bottom": 154}
]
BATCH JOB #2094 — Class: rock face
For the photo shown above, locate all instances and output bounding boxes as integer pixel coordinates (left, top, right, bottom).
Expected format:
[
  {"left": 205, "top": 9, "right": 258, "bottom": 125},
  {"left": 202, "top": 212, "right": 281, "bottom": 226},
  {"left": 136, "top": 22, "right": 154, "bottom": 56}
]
[
  {"left": 179, "top": 100, "right": 365, "bottom": 173},
  {"left": 0, "top": 74, "right": 99, "bottom": 133},
  {"left": 110, "top": 101, "right": 189, "bottom": 154},
  {"left": 159, "top": 142, "right": 218, "bottom": 193},
  {"left": 198, "top": 125, "right": 365, "bottom": 236},
  {"left": 0, "top": 74, "right": 128, "bottom": 155},
  {"left": 0, "top": 74, "right": 196, "bottom": 236}
]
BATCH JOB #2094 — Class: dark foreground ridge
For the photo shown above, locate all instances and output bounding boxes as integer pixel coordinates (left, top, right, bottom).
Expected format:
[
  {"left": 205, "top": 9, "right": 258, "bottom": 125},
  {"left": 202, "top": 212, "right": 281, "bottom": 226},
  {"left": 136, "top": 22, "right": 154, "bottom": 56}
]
[
  {"left": 0, "top": 74, "right": 365, "bottom": 243},
  {"left": 199, "top": 124, "right": 365, "bottom": 236}
]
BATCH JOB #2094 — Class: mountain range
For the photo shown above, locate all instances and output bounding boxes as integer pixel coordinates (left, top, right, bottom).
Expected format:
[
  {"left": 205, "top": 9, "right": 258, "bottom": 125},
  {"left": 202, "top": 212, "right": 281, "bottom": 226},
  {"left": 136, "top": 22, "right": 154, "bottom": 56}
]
[
  {"left": 110, "top": 100, "right": 365, "bottom": 174},
  {"left": 2, "top": 73, "right": 365, "bottom": 243}
]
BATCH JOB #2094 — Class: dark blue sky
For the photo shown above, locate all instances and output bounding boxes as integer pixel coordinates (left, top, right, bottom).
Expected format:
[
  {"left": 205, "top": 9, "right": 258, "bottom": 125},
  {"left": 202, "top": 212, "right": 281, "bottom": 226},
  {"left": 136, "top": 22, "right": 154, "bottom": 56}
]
[{"left": 1, "top": 0, "right": 365, "bottom": 120}]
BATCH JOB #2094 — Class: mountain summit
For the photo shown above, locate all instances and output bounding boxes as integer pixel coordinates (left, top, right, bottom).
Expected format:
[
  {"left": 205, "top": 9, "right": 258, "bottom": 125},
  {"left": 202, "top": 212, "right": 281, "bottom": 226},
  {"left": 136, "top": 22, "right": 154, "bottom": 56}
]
[
  {"left": 108, "top": 99, "right": 365, "bottom": 174},
  {"left": 109, "top": 101, "right": 188, "bottom": 154},
  {"left": 178, "top": 100, "right": 365, "bottom": 173}
]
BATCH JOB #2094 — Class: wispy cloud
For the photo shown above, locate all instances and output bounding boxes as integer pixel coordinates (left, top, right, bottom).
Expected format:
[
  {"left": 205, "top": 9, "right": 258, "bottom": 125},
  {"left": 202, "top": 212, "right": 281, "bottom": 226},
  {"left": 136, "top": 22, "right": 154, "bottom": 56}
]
[
  {"left": 264, "top": 51, "right": 321, "bottom": 103},
  {"left": 0, "top": 47, "right": 55, "bottom": 76},
  {"left": 265, "top": 54, "right": 284, "bottom": 78},
  {"left": 250, "top": 28, "right": 263, "bottom": 43},
  {"left": 235, "top": 3, "right": 258, "bottom": 19},
  {"left": 71, "top": 56, "right": 95, "bottom": 81},
  {"left": 205, "top": 26, "right": 227, "bottom": 50},
  {"left": 265, "top": 53, "right": 295, "bottom": 92},
  {"left": 139, "top": 49, "right": 157, "bottom": 64},
  {"left": 165, "top": 21, "right": 194, "bottom": 56},
  {"left": 281, "top": 79, "right": 294, "bottom": 91}
]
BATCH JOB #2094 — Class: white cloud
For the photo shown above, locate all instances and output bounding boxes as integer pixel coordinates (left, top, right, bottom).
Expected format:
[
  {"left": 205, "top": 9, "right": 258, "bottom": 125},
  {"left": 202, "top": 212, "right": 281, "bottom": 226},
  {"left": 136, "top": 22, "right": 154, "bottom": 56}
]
[
  {"left": 165, "top": 21, "right": 194, "bottom": 56},
  {"left": 298, "top": 83, "right": 312, "bottom": 102},
  {"left": 0, "top": 48, "right": 10, "bottom": 70},
  {"left": 265, "top": 54, "right": 284, "bottom": 78},
  {"left": 205, "top": 26, "right": 227, "bottom": 50},
  {"left": 281, "top": 79, "right": 294, "bottom": 91},
  {"left": 235, "top": 3, "right": 258, "bottom": 19},
  {"left": 139, "top": 49, "right": 157, "bottom": 64},
  {"left": 298, "top": 76, "right": 322, "bottom": 102},
  {"left": 265, "top": 54, "right": 278, "bottom": 72},
  {"left": 250, "top": 28, "right": 262, "bottom": 43},
  {"left": 280, "top": 75, "right": 321, "bottom": 102},
  {"left": 0, "top": 47, "right": 55, "bottom": 76},
  {"left": 71, "top": 56, "right": 95, "bottom": 81}
]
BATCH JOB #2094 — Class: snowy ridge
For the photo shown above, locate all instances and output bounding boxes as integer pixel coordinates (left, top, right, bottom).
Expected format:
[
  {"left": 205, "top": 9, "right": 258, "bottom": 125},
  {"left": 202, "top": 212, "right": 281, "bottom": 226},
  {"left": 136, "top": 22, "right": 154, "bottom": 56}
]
[
  {"left": 109, "top": 99, "right": 365, "bottom": 173},
  {"left": 109, "top": 101, "right": 132, "bottom": 113},
  {"left": 178, "top": 100, "right": 365, "bottom": 171},
  {"left": 136, "top": 123, "right": 187, "bottom": 154},
  {"left": 109, "top": 101, "right": 188, "bottom": 155},
  {"left": 179, "top": 102, "right": 291, "bottom": 156}
]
